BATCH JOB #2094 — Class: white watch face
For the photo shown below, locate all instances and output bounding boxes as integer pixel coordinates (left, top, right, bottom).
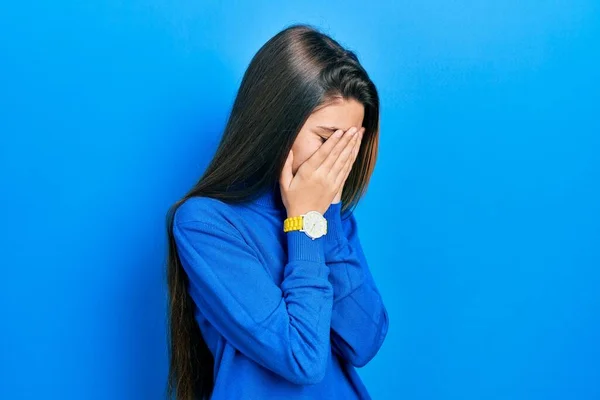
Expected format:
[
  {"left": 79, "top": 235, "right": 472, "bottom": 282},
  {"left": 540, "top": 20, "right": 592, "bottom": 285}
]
[{"left": 303, "top": 211, "right": 327, "bottom": 239}]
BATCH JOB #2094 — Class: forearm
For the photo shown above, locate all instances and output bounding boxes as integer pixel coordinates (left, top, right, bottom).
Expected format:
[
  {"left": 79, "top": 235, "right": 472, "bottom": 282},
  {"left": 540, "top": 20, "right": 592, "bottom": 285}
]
[{"left": 322, "top": 203, "right": 389, "bottom": 366}]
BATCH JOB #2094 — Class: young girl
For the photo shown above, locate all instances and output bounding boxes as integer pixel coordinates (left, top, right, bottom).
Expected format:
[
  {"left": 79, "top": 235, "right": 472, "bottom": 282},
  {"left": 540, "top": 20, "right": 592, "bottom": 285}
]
[{"left": 166, "top": 23, "right": 389, "bottom": 400}]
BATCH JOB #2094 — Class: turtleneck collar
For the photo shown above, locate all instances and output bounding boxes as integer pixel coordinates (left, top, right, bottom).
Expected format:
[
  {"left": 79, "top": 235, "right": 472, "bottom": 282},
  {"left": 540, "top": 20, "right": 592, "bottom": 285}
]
[{"left": 252, "top": 184, "right": 287, "bottom": 212}]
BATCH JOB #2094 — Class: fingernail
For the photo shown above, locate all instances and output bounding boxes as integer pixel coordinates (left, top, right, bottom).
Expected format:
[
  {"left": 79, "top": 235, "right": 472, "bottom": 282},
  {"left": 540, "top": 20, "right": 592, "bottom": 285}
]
[
  {"left": 334, "top": 130, "right": 343, "bottom": 138},
  {"left": 350, "top": 127, "right": 358, "bottom": 135}
]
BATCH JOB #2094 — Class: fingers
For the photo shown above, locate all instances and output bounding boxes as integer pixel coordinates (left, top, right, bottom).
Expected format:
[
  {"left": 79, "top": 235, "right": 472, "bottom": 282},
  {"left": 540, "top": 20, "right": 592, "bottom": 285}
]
[
  {"left": 335, "top": 128, "right": 363, "bottom": 191},
  {"left": 328, "top": 127, "right": 363, "bottom": 182},
  {"left": 298, "top": 128, "right": 346, "bottom": 173},
  {"left": 352, "top": 128, "right": 363, "bottom": 167},
  {"left": 318, "top": 127, "right": 360, "bottom": 173},
  {"left": 344, "top": 131, "right": 360, "bottom": 178},
  {"left": 338, "top": 135, "right": 356, "bottom": 188}
]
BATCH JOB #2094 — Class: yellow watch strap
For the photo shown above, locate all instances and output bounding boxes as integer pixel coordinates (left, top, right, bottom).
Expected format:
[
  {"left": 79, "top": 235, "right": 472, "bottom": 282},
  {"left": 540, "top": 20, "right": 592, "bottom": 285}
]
[{"left": 283, "top": 215, "right": 303, "bottom": 233}]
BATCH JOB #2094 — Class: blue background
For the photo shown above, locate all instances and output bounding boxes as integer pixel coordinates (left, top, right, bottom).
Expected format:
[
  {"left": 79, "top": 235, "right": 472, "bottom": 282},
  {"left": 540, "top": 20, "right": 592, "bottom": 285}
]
[{"left": 1, "top": 1, "right": 599, "bottom": 399}]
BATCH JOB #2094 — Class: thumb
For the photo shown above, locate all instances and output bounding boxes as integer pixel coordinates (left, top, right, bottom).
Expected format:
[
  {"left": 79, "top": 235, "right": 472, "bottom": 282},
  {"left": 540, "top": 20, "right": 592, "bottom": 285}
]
[{"left": 279, "top": 149, "right": 294, "bottom": 189}]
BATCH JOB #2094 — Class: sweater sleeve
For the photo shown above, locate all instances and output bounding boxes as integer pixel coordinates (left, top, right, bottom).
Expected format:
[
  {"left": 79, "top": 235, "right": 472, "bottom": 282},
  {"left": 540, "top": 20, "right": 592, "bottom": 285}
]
[
  {"left": 172, "top": 211, "right": 334, "bottom": 385},
  {"left": 322, "top": 202, "right": 389, "bottom": 367}
]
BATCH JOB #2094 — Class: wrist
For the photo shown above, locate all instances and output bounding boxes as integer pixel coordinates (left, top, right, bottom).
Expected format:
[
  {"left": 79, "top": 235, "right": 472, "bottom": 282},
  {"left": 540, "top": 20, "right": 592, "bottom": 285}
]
[{"left": 287, "top": 210, "right": 306, "bottom": 219}]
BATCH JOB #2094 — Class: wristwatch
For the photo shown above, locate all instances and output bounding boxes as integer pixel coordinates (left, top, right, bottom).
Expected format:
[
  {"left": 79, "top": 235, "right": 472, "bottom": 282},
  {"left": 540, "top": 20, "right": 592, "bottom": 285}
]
[{"left": 283, "top": 211, "right": 328, "bottom": 240}]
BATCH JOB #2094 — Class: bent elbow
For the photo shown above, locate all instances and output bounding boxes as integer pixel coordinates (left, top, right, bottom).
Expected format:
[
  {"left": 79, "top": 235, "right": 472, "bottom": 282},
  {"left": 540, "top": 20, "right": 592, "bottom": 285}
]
[
  {"left": 347, "top": 343, "right": 379, "bottom": 368},
  {"left": 291, "top": 365, "right": 327, "bottom": 385},
  {"left": 351, "top": 308, "right": 390, "bottom": 368},
  {"left": 349, "top": 350, "right": 376, "bottom": 368},
  {"left": 283, "top": 343, "right": 329, "bottom": 385}
]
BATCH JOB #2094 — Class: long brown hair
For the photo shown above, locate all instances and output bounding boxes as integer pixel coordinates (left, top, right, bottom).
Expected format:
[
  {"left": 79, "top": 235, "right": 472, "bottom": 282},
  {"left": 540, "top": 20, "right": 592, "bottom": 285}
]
[{"left": 165, "top": 23, "right": 380, "bottom": 400}]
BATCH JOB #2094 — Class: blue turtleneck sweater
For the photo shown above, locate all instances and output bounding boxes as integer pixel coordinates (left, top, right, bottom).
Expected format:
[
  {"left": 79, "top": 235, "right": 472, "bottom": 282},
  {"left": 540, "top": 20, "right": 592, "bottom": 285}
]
[{"left": 172, "top": 185, "right": 389, "bottom": 399}]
